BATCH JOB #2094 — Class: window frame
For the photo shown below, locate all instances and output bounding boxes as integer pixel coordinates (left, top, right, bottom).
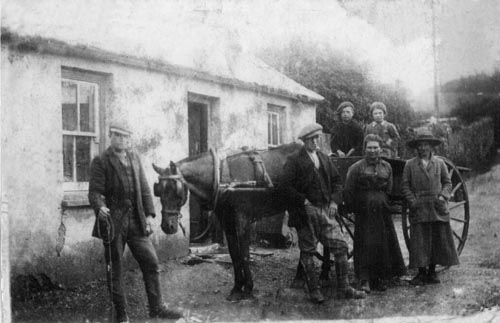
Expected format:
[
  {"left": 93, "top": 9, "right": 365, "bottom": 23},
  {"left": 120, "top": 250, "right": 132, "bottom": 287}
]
[
  {"left": 61, "top": 67, "right": 107, "bottom": 194},
  {"left": 267, "top": 104, "right": 285, "bottom": 147}
]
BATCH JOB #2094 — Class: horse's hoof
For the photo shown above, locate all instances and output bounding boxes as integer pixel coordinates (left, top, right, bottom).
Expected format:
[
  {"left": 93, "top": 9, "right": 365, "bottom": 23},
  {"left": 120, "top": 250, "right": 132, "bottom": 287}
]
[
  {"left": 226, "top": 290, "right": 244, "bottom": 302},
  {"left": 241, "top": 291, "right": 256, "bottom": 301}
]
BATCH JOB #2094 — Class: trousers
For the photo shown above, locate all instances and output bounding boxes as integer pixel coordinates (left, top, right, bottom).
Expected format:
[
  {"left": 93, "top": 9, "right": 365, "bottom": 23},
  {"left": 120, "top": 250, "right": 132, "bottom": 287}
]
[
  {"left": 297, "top": 204, "right": 351, "bottom": 293},
  {"left": 103, "top": 207, "right": 162, "bottom": 315},
  {"left": 297, "top": 203, "right": 347, "bottom": 256}
]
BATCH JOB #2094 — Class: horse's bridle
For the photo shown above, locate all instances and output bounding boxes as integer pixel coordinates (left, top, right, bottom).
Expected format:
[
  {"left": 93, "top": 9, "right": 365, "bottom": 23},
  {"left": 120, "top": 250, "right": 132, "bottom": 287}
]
[{"left": 156, "top": 173, "right": 187, "bottom": 235}]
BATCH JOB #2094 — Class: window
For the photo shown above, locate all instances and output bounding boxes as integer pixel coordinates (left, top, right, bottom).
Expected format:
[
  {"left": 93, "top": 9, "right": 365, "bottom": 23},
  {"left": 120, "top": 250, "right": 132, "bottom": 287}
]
[
  {"left": 61, "top": 68, "right": 106, "bottom": 192},
  {"left": 267, "top": 104, "right": 285, "bottom": 147}
]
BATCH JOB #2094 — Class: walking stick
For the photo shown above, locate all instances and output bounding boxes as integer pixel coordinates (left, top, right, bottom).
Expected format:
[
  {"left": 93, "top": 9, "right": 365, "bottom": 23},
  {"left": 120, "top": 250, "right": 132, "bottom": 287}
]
[{"left": 97, "top": 216, "right": 115, "bottom": 323}]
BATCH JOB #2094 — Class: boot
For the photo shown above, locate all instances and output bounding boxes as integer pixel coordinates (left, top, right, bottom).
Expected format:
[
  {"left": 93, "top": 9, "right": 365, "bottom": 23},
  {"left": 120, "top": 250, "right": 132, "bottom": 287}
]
[
  {"left": 115, "top": 311, "right": 129, "bottom": 323},
  {"left": 370, "top": 278, "right": 387, "bottom": 292},
  {"left": 309, "top": 289, "right": 325, "bottom": 304},
  {"left": 359, "top": 280, "right": 371, "bottom": 293},
  {"left": 335, "top": 255, "right": 366, "bottom": 299},
  {"left": 427, "top": 265, "right": 440, "bottom": 284},
  {"left": 143, "top": 266, "right": 181, "bottom": 318},
  {"left": 302, "top": 257, "right": 325, "bottom": 304},
  {"left": 410, "top": 267, "right": 427, "bottom": 286},
  {"left": 149, "top": 303, "right": 183, "bottom": 319}
]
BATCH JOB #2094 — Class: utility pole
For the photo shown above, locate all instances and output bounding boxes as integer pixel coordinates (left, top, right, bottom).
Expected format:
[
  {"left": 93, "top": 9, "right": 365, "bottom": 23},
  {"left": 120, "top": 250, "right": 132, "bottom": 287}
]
[{"left": 432, "top": 0, "right": 440, "bottom": 120}]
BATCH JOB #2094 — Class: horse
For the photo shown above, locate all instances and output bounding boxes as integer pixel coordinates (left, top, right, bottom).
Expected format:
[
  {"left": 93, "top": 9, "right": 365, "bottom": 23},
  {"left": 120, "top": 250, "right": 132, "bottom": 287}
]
[{"left": 152, "top": 143, "right": 331, "bottom": 301}]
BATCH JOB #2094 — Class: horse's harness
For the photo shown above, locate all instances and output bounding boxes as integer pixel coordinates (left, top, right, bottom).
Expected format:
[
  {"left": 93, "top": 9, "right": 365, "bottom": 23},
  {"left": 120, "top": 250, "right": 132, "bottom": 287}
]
[
  {"left": 156, "top": 148, "right": 274, "bottom": 213},
  {"left": 214, "top": 148, "right": 274, "bottom": 210}
]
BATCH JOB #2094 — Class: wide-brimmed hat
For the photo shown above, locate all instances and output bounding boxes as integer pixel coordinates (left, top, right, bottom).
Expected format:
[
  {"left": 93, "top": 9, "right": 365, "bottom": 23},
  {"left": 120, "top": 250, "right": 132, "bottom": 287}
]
[
  {"left": 335, "top": 101, "right": 355, "bottom": 115},
  {"left": 298, "top": 123, "right": 323, "bottom": 140},
  {"left": 109, "top": 121, "right": 133, "bottom": 136},
  {"left": 407, "top": 129, "right": 442, "bottom": 148}
]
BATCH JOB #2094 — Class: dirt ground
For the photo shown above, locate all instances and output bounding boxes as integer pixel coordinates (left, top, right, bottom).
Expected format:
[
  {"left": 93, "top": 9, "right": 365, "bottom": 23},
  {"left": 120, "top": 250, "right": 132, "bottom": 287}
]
[{"left": 11, "top": 164, "right": 500, "bottom": 323}]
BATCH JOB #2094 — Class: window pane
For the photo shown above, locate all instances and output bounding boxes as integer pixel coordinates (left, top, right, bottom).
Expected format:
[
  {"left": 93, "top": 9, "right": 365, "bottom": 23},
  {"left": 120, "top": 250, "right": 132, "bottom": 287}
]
[
  {"left": 76, "top": 137, "right": 91, "bottom": 182},
  {"left": 278, "top": 113, "right": 283, "bottom": 145},
  {"left": 62, "top": 81, "right": 78, "bottom": 131},
  {"left": 79, "top": 83, "right": 96, "bottom": 132},
  {"left": 63, "top": 135, "right": 74, "bottom": 182},
  {"left": 268, "top": 113, "right": 272, "bottom": 145},
  {"left": 271, "top": 114, "right": 278, "bottom": 145}
]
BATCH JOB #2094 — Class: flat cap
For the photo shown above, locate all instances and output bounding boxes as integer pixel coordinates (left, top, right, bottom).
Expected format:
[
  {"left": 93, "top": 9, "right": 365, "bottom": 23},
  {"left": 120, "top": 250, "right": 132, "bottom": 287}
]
[
  {"left": 109, "top": 121, "right": 133, "bottom": 136},
  {"left": 298, "top": 123, "right": 323, "bottom": 140},
  {"left": 336, "top": 101, "right": 355, "bottom": 115}
]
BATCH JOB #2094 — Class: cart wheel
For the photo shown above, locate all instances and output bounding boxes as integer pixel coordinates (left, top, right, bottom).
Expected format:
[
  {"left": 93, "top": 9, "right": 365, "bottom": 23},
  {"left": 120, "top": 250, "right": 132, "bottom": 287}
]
[{"left": 402, "top": 157, "right": 470, "bottom": 255}]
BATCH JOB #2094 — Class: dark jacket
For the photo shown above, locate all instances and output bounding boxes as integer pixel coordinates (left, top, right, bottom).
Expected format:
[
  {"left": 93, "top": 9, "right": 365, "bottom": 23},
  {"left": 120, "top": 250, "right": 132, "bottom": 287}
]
[
  {"left": 330, "top": 120, "right": 364, "bottom": 156},
  {"left": 279, "top": 147, "right": 342, "bottom": 228},
  {"left": 88, "top": 147, "right": 156, "bottom": 238}
]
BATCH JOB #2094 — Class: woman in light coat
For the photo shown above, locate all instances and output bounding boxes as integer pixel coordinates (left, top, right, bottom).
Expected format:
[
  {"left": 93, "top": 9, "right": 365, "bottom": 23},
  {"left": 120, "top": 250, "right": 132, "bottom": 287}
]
[{"left": 401, "top": 130, "right": 459, "bottom": 285}]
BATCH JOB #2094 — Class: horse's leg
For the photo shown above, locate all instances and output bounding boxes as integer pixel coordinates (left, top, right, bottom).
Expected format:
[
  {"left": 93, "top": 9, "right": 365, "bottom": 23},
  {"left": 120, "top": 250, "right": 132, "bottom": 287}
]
[
  {"left": 221, "top": 209, "right": 246, "bottom": 301},
  {"left": 319, "top": 245, "right": 331, "bottom": 282},
  {"left": 239, "top": 214, "right": 254, "bottom": 299}
]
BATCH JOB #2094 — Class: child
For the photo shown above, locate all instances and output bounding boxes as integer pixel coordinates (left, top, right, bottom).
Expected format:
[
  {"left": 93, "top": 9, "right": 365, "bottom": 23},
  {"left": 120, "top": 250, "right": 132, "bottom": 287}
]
[
  {"left": 330, "top": 101, "right": 364, "bottom": 157},
  {"left": 364, "top": 102, "right": 400, "bottom": 158}
]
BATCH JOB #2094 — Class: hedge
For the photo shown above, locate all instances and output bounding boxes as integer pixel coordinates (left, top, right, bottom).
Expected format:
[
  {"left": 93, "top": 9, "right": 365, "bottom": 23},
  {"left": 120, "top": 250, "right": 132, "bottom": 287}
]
[{"left": 402, "top": 117, "right": 495, "bottom": 170}]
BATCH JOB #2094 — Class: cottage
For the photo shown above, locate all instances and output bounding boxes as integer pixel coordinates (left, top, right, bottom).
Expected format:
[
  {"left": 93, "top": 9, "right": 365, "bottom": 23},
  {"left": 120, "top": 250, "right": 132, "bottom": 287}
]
[{"left": 1, "top": 21, "right": 323, "bottom": 289}]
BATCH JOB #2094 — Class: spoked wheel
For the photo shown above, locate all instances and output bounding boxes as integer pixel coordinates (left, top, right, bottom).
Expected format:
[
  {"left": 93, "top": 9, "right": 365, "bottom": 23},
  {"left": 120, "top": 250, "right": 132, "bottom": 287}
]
[{"left": 402, "top": 157, "right": 470, "bottom": 256}]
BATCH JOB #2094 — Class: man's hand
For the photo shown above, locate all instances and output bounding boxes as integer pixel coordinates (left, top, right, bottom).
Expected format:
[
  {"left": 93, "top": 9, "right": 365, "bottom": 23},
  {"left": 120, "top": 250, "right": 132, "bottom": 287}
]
[
  {"left": 98, "top": 206, "right": 110, "bottom": 221},
  {"left": 146, "top": 215, "right": 154, "bottom": 236},
  {"left": 337, "top": 150, "right": 345, "bottom": 157},
  {"left": 328, "top": 201, "right": 338, "bottom": 219}
]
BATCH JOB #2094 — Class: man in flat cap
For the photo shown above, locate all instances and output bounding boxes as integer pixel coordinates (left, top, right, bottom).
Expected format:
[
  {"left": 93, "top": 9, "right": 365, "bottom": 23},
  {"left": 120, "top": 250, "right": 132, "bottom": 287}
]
[
  {"left": 89, "top": 121, "right": 182, "bottom": 323},
  {"left": 279, "top": 123, "right": 366, "bottom": 303}
]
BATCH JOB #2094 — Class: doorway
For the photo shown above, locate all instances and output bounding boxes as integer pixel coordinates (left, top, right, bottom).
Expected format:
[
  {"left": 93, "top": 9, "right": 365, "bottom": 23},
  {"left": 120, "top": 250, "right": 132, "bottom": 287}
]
[{"left": 188, "top": 99, "right": 210, "bottom": 242}]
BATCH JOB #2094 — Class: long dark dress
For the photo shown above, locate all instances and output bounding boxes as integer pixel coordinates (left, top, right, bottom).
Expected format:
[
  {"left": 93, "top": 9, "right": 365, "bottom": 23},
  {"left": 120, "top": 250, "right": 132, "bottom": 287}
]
[{"left": 345, "top": 158, "right": 406, "bottom": 281}]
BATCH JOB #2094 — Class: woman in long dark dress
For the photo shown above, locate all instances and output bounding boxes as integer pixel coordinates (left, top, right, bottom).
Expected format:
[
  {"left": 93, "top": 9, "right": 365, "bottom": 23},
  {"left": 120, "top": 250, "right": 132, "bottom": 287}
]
[{"left": 344, "top": 134, "right": 406, "bottom": 292}]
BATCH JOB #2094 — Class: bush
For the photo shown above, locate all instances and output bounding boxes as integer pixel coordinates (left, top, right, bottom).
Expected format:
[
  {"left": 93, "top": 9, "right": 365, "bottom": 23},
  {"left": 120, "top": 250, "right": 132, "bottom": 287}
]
[
  {"left": 446, "top": 118, "right": 495, "bottom": 170},
  {"left": 401, "top": 118, "right": 495, "bottom": 171}
]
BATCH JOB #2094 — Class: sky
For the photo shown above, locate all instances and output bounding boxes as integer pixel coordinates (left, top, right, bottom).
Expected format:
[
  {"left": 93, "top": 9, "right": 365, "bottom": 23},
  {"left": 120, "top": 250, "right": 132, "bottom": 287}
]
[
  {"left": 347, "top": 0, "right": 500, "bottom": 91},
  {"left": 2, "top": 0, "right": 499, "bottom": 100}
]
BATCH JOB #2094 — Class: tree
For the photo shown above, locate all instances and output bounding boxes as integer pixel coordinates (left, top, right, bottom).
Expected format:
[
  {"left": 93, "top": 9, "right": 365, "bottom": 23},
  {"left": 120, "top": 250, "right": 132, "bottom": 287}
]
[{"left": 258, "top": 38, "right": 415, "bottom": 133}]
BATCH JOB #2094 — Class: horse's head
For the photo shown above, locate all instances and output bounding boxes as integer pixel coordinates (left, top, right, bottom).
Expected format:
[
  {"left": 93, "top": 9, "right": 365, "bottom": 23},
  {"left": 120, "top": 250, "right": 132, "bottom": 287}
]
[{"left": 152, "top": 162, "right": 188, "bottom": 235}]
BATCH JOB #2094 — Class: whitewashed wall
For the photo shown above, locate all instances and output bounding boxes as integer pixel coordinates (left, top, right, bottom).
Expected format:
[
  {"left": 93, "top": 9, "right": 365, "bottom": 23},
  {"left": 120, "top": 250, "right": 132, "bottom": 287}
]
[{"left": 1, "top": 46, "right": 316, "bottom": 286}]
